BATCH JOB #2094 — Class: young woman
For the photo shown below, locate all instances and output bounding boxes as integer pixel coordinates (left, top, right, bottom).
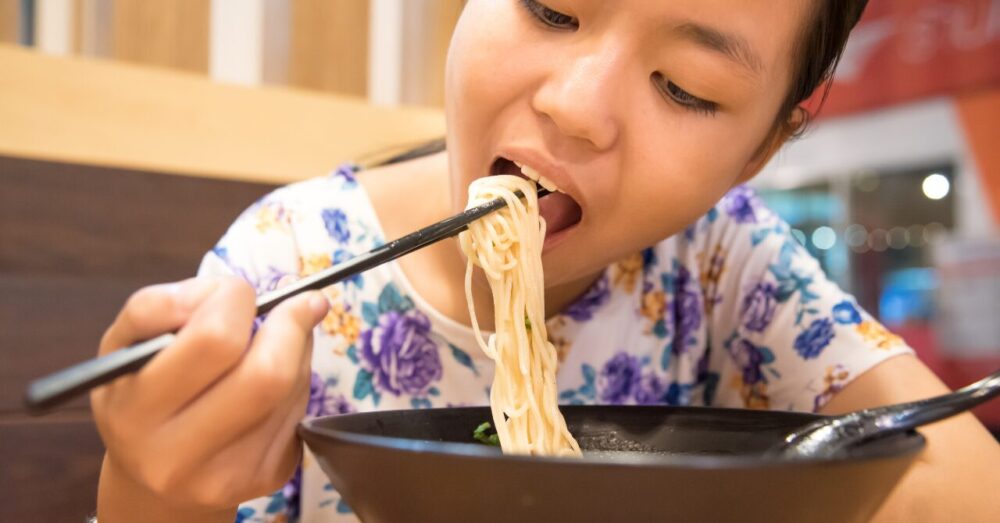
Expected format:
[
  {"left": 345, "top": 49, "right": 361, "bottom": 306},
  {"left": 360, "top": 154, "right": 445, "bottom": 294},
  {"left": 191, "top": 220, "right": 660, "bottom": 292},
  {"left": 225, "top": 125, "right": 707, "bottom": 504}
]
[{"left": 91, "top": 1, "right": 999, "bottom": 521}]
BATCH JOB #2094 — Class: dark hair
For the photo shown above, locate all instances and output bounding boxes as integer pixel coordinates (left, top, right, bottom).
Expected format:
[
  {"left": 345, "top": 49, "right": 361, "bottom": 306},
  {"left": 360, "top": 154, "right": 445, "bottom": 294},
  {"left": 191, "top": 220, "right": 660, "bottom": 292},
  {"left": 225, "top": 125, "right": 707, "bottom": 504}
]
[
  {"left": 777, "top": 0, "right": 869, "bottom": 137},
  {"left": 376, "top": 0, "right": 869, "bottom": 166}
]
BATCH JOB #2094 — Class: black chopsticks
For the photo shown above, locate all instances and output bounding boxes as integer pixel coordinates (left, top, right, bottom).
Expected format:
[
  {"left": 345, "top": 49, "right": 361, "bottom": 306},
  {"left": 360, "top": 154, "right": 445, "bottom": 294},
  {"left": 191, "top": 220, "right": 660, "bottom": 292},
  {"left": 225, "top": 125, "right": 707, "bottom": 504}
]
[{"left": 24, "top": 187, "right": 550, "bottom": 413}]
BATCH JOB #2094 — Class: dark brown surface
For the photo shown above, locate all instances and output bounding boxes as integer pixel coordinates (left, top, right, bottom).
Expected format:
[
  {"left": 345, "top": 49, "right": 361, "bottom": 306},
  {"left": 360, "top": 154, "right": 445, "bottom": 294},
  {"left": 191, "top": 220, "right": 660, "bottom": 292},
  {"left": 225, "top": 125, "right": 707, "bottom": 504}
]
[
  {"left": 303, "top": 406, "right": 924, "bottom": 523},
  {"left": 0, "top": 156, "right": 276, "bottom": 521},
  {"left": 0, "top": 416, "right": 106, "bottom": 523}
]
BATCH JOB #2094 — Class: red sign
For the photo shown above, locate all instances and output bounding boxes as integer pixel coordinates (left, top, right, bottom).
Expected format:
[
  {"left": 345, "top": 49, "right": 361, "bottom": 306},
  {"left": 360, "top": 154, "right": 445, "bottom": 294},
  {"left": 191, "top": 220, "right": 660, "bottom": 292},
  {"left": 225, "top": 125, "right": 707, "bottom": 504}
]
[{"left": 811, "top": 0, "right": 1000, "bottom": 117}]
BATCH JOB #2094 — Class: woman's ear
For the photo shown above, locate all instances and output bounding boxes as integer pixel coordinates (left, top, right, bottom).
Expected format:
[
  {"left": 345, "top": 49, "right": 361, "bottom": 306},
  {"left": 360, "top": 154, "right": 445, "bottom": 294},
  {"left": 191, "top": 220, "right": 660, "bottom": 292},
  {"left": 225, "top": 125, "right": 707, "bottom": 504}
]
[{"left": 734, "top": 107, "right": 808, "bottom": 185}]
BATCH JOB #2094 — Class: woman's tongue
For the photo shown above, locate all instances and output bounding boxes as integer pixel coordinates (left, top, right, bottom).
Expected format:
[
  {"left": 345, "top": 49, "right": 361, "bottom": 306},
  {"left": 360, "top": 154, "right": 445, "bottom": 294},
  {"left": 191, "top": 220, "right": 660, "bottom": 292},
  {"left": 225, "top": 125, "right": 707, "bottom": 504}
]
[{"left": 538, "top": 192, "right": 582, "bottom": 235}]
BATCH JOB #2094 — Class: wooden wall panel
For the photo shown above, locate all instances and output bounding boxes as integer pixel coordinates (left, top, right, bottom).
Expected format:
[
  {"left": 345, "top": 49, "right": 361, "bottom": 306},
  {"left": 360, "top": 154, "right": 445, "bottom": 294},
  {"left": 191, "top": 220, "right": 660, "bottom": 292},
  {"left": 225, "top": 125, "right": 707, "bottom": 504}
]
[
  {"left": 402, "top": 0, "right": 464, "bottom": 107},
  {"left": 289, "top": 0, "right": 368, "bottom": 97},
  {"left": 0, "top": 156, "right": 276, "bottom": 411},
  {"left": 0, "top": 156, "right": 276, "bottom": 521},
  {"left": 112, "top": 0, "right": 209, "bottom": 72},
  {"left": 0, "top": 418, "right": 105, "bottom": 522},
  {"left": 0, "top": 0, "right": 17, "bottom": 43}
]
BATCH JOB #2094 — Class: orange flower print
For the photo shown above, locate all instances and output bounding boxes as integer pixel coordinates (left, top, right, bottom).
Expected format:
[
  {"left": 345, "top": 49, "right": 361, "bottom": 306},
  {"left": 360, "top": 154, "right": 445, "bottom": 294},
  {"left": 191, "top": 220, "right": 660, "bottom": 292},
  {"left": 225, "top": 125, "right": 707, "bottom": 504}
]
[
  {"left": 698, "top": 244, "right": 726, "bottom": 316},
  {"left": 856, "top": 321, "right": 904, "bottom": 350},
  {"left": 551, "top": 336, "right": 572, "bottom": 363},
  {"left": 731, "top": 374, "right": 770, "bottom": 409},
  {"left": 640, "top": 288, "right": 666, "bottom": 333},
  {"left": 299, "top": 253, "right": 332, "bottom": 277},
  {"left": 612, "top": 252, "right": 644, "bottom": 293},
  {"left": 546, "top": 316, "right": 572, "bottom": 362},
  {"left": 254, "top": 201, "right": 292, "bottom": 233},
  {"left": 320, "top": 288, "right": 361, "bottom": 354},
  {"left": 814, "top": 365, "right": 851, "bottom": 410}
]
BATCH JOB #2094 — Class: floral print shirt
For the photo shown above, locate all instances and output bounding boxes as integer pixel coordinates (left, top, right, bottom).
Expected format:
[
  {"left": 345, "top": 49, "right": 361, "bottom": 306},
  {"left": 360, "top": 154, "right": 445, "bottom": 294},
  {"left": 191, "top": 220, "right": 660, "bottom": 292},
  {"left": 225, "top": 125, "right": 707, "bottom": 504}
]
[{"left": 198, "top": 165, "right": 912, "bottom": 523}]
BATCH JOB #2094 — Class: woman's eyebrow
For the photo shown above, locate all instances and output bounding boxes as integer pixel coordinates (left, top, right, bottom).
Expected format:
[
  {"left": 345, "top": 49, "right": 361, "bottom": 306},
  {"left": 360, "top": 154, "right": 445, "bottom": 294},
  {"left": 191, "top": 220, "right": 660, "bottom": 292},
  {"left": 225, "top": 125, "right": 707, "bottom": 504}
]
[{"left": 674, "top": 21, "right": 764, "bottom": 77}]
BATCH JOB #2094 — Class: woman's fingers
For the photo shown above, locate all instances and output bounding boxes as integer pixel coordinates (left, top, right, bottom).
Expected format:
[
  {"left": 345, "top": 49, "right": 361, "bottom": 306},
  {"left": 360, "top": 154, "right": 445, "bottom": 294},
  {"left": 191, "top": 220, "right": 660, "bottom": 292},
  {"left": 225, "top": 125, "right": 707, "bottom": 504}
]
[
  {"left": 161, "top": 291, "right": 328, "bottom": 467},
  {"left": 98, "top": 278, "right": 220, "bottom": 356},
  {"left": 132, "top": 277, "right": 258, "bottom": 417},
  {"left": 93, "top": 278, "right": 225, "bottom": 429}
]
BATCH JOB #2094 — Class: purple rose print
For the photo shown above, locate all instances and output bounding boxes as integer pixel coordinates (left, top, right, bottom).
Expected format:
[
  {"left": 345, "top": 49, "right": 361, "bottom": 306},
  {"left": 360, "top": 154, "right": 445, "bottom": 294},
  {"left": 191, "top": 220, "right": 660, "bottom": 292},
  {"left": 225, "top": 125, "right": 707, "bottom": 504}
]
[
  {"left": 322, "top": 208, "right": 351, "bottom": 243},
  {"left": 671, "top": 265, "right": 702, "bottom": 350},
  {"left": 742, "top": 282, "right": 778, "bottom": 333},
  {"left": 832, "top": 300, "right": 862, "bottom": 325},
  {"left": 359, "top": 309, "right": 443, "bottom": 396},
  {"left": 634, "top": 373, "right": 667, "bottom": 405},
  {"left": 281, "top": 466, "right": 302, "bottom": 520},
  {"left": 307, "top": 372, "right": 328, "bottom": 416},
  {"left": 794, "top": 318, "right": 835, "bottom": 359},
  {"left": 730, "top": 339, "right": 766, "bottom": 385},
  {"left": 723, "top": 185, "right": 759, "bottom": 224},
  {"left": 564, "top": 274, "right": 611, "bottom": 321},
  {"left": 307, "top": 372, "right": 356, "bottom": 417},
  {"left": 598, "top": 352, "right": 642, "bottom": 404}
]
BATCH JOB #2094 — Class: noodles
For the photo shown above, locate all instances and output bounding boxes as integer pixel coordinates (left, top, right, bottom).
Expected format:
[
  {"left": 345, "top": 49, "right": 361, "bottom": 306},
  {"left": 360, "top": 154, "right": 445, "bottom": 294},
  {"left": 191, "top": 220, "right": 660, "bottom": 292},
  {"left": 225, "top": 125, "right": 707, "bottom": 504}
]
[{"left": 458, "top": 175, "right": 581, "bottom": 457}]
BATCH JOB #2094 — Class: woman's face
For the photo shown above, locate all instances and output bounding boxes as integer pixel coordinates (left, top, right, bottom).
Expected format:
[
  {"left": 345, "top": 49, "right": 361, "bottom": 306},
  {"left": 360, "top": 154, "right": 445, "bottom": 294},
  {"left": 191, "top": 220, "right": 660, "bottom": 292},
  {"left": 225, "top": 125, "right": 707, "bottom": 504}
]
[{"left": 445, "top": 0, "right": 810, "bottom": 288}]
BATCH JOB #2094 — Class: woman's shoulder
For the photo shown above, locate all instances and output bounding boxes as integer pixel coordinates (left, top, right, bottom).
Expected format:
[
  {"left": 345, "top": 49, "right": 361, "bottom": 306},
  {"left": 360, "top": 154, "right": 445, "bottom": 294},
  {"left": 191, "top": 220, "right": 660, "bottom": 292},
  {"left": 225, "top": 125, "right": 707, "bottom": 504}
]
[
  {"left": 201, "top": 164, "right": 388, "bottom": 289},
  {"left": 643, "top": 185, "right": 784, "bottom": 270}
]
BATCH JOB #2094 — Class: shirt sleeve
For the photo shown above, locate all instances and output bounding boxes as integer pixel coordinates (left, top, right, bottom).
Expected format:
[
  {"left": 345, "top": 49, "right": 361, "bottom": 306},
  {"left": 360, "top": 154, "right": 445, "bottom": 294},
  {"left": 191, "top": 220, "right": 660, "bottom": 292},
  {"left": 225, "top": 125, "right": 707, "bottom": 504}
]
[
  {"left": 195, "top": 189, "right": 307, "bottom": 523},
  {"left": 702, "top": 186, "right": 913, "bottom": 413},
  {"left": 196, "top": 192, "right": 305, "bottom": 292}
]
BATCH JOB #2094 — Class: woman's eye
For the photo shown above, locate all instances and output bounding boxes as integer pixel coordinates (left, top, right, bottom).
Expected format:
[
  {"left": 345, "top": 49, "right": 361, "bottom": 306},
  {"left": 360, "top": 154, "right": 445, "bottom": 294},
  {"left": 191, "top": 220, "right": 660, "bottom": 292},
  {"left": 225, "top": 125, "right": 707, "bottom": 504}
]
[
  {"left": 653, "top": 73, "right": 718, "bottom": 116},
  {"left": 520, "top": 0, "right": 578, "bottom": 30}
]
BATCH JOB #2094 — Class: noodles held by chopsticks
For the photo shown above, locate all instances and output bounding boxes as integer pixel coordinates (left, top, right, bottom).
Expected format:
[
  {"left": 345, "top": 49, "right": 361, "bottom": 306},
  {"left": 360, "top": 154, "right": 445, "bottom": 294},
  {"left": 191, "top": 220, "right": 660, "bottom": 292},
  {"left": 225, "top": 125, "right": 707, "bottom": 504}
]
[{"left": 459, "top": 175, "right": 581, "bottom": 457}]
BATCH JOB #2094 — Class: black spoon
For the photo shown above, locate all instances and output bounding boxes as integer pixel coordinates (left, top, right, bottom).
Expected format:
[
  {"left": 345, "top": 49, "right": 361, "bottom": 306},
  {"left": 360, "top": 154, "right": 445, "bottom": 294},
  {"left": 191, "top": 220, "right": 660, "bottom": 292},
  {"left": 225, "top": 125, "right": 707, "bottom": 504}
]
[{"left": 772, "top": 368, "right": 1000, "bottom": 459}]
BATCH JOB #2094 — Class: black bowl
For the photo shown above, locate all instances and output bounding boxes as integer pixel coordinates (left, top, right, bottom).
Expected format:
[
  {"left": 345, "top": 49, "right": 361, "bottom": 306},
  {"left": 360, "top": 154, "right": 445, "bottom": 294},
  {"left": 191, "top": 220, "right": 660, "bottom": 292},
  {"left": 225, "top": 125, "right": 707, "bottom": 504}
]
[{"left": 299, "top": 406, "right": 924, "bottom": 523}]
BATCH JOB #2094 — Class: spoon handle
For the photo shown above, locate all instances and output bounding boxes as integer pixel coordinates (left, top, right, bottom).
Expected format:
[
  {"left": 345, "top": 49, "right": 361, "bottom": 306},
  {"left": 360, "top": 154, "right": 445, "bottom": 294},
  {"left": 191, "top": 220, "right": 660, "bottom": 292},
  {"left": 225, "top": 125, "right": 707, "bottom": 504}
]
[
  {"left": 776, "top": 368, "right": 1000, "bottom": 458},
  {"left": 864, "top": 368, "right": 1000, "bottom": 432}
]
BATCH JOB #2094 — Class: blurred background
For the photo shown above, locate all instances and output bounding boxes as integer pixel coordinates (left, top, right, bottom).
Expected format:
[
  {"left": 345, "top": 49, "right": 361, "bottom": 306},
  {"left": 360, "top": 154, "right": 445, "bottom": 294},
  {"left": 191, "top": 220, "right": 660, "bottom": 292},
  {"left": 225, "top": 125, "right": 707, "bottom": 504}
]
[{"left": 0, "top": 0, "right": 998, "bottom": 521}]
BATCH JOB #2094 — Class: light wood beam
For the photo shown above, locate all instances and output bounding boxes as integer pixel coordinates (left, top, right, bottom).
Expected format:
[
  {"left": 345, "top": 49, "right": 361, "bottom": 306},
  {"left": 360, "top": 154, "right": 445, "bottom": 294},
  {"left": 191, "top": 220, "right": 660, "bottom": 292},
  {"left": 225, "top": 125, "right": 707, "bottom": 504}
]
[{"left": 0, "top": 44, "right": 444, "bottom": 184}]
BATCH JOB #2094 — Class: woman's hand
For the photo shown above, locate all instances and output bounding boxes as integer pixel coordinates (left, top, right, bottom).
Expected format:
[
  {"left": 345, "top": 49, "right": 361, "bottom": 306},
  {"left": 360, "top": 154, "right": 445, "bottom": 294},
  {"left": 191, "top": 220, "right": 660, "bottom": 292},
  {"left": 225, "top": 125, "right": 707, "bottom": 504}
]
[{"left": 91, "top": 276, "right": 328, "bottom": 522}]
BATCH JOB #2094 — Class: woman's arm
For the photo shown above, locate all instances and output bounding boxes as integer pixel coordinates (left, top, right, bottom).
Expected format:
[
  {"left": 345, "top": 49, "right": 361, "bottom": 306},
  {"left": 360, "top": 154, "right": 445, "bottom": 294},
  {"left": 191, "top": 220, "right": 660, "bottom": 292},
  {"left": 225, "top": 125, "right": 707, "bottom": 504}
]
[
  {"left": 819, "top": 355, "right": 1000, "bottom": 522},
  {"left": 97, "top": 456, "right": 234, "bottom": 523}
]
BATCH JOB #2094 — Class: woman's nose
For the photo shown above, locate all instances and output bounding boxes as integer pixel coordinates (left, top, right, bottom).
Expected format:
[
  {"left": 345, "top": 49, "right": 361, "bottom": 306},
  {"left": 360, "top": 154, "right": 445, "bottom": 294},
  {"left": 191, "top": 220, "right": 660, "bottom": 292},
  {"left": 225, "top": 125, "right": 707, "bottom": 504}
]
[{"left": 531, "top": 49, "right": 622, "bottom": 152}]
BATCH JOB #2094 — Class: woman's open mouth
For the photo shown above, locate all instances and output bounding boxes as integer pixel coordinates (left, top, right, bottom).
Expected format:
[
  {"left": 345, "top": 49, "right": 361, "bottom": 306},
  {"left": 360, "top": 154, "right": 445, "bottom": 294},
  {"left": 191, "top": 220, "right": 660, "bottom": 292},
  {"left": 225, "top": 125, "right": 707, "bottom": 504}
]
[{"left": 490, "top": 157, "right": 583, "bottom": 248}]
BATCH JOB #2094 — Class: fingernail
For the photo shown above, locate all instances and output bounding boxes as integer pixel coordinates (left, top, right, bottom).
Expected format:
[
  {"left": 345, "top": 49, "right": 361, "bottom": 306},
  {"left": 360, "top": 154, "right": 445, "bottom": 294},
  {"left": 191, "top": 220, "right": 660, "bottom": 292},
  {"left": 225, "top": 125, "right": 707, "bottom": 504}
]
[{"left": 309, "top": 293, "right": 330, "bottom": 323}]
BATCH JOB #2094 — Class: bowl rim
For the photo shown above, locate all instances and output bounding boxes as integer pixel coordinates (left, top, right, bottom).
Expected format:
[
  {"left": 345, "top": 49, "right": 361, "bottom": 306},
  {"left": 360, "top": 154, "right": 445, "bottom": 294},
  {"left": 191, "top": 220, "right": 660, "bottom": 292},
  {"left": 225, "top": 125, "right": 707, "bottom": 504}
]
[{"left": 299, "top": 405, "right": 927, "bottom": 470}]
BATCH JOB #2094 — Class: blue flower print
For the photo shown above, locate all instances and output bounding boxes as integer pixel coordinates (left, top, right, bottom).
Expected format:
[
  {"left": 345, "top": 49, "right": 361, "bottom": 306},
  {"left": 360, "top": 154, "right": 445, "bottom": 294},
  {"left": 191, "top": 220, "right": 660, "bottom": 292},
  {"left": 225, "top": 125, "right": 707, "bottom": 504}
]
[
  {"left": 633, "top": 373, "right": 667, "bottom": 405},
  {"left": 307, "top": 372, "right": 356, "bottom": 417},
  {"left": 331, "top": 164, "right": 359, "bottom": 188},
  {"left": 722, "top": 185, "right": 760, "bottom": 224},
  {"left": 670, "top": 264, "right": 702, "bottom": 351},
  {"left": 564, "top": 274, "right": 611, "bottom": 321},
  {"left": 333, "top": 248, "right": 364, "bottom": 288},
  {"left": 794, "top": 318, "right": 835, "bottom": 359},
  {"left": 832, "top": 300, "right": 862, "bottom": 325},
  {"left": 274, "top": 467, "right": 301, "bottom": 520},
  {"left": 322, "top": 208, "right": 351, "bottom": 243},
  {"left": 729, "top": 338, "right": 774, "bottom": 385},
  {"left": 359, "top": 309, "right": 443, "bottom": 396},
  {"left": 741, "top": 282, "right": 778, "bottom": 333},
  {"left": 598, "top": 352, "right": 642, "bottom": 404}
]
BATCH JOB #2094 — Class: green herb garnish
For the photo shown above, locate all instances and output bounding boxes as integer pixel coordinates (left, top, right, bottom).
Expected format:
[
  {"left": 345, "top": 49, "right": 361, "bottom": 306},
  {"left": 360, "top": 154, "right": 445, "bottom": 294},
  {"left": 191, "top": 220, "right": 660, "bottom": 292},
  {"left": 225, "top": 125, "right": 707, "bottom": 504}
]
[
  {"left": 524, "top": 314, "right": 532, "bottom": 330},
  {"left": 473, "top": 421, "right": 500, "bottom": 447}
]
